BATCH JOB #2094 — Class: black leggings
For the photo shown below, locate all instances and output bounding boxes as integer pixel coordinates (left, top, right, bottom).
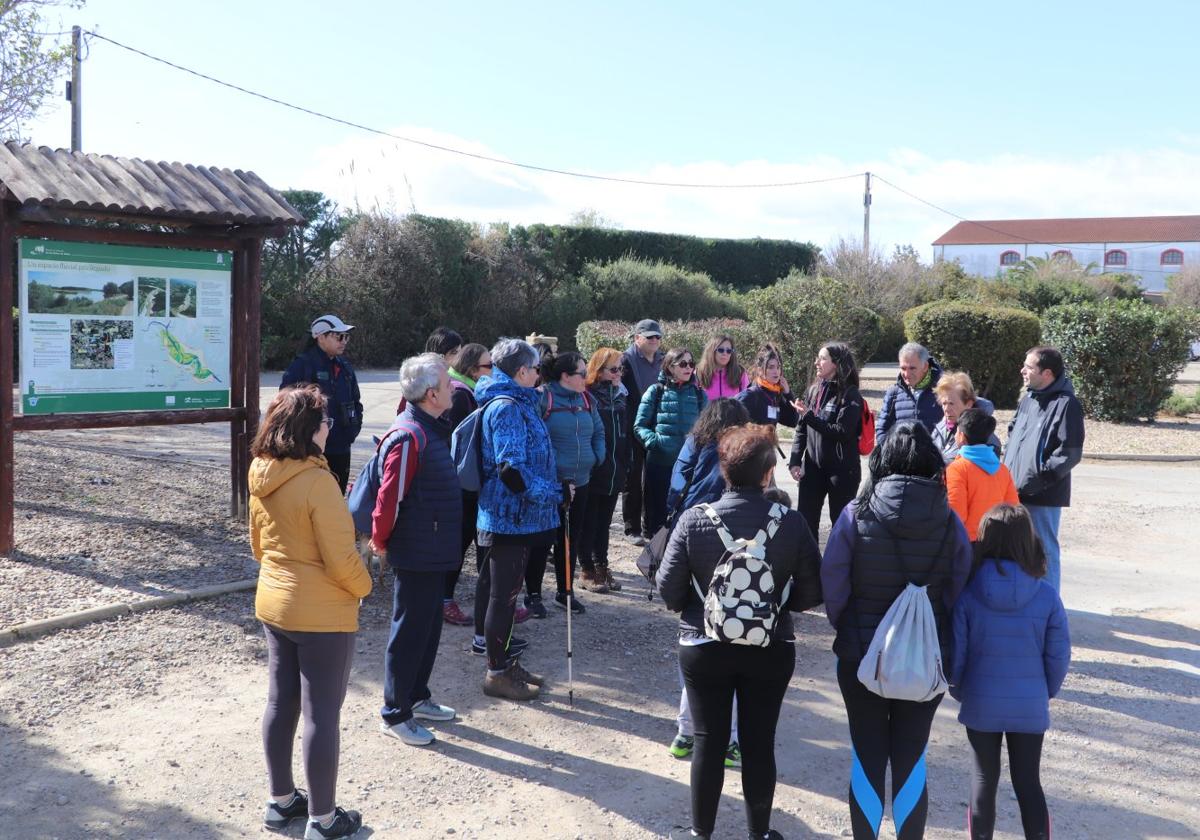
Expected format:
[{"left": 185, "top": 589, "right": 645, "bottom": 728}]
[
  {"left": 966, "top": 729, "right": 1049, "bottom": 840},
  {"left": 796, "top": 462, "right": 859, "bottom": 541},
  {"left": 579, "top": 490, "right": 620, "bottom": 572},
  {"left": 837, "top": 658, "right": 942, "bottom": 840},
  {"left": 679, "top": 641, "right": 795, "bottom": 837},
  {"left": 482, "top": 543, "right": 528, "bottom": 671},
  {"left": 325, "top": 451, "right": 351, "bottom": 496},
  {"left": 526, "top": 484, "right": 589, "bottom": 596},
  {"left": 621, "top": 436, "right": 648, "bottom": 536},
  {"left": 444, "top": 491, "right": 479, "bottom": 600},
  {"left": 261, "top": 623, "right": 355, "bottom": 816}
]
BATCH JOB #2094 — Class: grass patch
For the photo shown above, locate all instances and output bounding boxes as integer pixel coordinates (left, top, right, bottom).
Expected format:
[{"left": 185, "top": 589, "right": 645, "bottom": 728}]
[{"left": 1162, "top": 392, "right": 1200, "bottom": 417}]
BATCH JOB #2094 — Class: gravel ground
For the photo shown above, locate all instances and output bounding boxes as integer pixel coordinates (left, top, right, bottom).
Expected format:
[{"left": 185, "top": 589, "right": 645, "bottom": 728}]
[{"left": 1, "top": 424, "right": 1197, "bottom": 839}]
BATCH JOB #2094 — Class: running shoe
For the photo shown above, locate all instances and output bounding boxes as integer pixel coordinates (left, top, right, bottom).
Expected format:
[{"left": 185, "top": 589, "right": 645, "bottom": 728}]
[
  {"left": 524, "top": 594, "right": 548, "bottom": 620},
  {"left": 554, "top": 591, "right": 585, "bottom": 614},
  {"left": 264, "top": 788, "right": 308, "bottom": 831},
  {"left": 442, "top": 600, "right": 472, "bottom": 626},
  {"left": 411, "top": 699, "right": 456, "bottom": 721},
  {"left": 725, "top": 741, "right": 742, "bottom": 769},
  {"left": 304, "top": 807, "right": 362, "bottom": 839},
  {"left": 379, "top": 718, "right": 434, "bottom": 746},
  {"left": 669, "top": 734, "right": 694, "bottom": 759}
]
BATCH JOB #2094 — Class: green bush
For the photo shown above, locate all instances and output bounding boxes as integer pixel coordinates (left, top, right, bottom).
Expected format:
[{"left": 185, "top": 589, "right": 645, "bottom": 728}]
[
  {"left": 743, "top": 274, "right": 882, "bottom": 386},
  {"left": 1161, "top": 392, "right": 1200, "bottom": 417},
  {"left": 577, "top": 257, "right": 744, "bottom": 323},
  {"left": 576, "top": 318, "right": 759, "bottom": 365},
  {"left": 903, "top": 301, "right": 1041, "bottom": 408},
  {"left": 985, "top": 275, "right": 1098, "bottom": 314},
  {"left": 1042, "top": 300, "right": 1196, "bottom": 421}
]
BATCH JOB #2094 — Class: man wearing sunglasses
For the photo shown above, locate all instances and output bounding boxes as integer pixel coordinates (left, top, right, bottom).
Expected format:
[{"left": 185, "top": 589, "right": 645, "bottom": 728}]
[
  {"left": 620, "top": 318, "right": 665, "bottom": 546},
  {"left": 281, "top": 315, "right": 364, "bottom": 494}
]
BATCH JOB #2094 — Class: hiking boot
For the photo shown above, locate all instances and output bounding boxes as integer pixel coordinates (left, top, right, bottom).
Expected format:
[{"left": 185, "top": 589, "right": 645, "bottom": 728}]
[
  {"left": 411, "top": 699, "right": 456, "bottom": 721},
  {"left": 264, "top": 788, "right": 308, "bottom": 831},
  {"left": 513, "top": 604, "right": 531, "bottom": 624},
  {"left": 524, "top": 593, "right": 548, "bottom": 619},
  {"left": 442, "top": 600, "right": 471, "bottom": 626},
  {"left": 303, "top": 806, "right": 362, "bottom": 839},
  {"left": 580, "top": 568, "right": 609, "bottom": 593},
  {"left": 555, "top": 591, "right": 585, "bottom": 614},
  {"left": 508, "top": 659, "right": 546, "bottom": 687},
  {"left": 379, "top": 718, "right": 435, "bottom": 746},
  {"left": 598, "top": 564, "right": 622, "bottom": 592},
  {"left": 669, "top": 734, "right": 694, "bottom": 759},
  {"left": 725, "top": 741, "right": 742, "bottom": 769},
  {"left": 483, "top": 666, "right": 539, "bottom": 701}
]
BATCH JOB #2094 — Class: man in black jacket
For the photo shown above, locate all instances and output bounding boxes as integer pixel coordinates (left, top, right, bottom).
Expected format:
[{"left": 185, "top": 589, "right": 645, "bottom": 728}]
[
  {"left": 620, "top": 319, "right": 664, "bottom": 545},
  {"left": 1003, "top": 346, "right": 1085, "bottom": 593}
]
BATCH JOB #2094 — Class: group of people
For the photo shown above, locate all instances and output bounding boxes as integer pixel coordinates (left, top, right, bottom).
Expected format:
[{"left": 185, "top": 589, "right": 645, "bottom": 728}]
[{"left": 249, "top": 313, "right": 1084, "bottom": 839}]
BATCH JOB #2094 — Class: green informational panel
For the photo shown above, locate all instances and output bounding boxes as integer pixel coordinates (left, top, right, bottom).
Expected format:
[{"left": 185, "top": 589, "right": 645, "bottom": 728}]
[{"left": 17, "top": 239, "right": 232, "bottom": 414}]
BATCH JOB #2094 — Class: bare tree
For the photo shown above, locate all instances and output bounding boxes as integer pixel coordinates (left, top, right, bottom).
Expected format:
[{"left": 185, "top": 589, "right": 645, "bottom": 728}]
[{"left": 1, "top": 0, "right": 83, "bottom": 142}]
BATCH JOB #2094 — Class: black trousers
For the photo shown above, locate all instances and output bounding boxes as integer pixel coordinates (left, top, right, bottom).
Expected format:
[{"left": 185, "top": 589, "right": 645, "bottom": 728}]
[
  {"left": 526, "top": 484, "right": 589, "bottom": 596},
  {"left": 579, "top": 490, "right": 620, "bottom": 572},
  {"left": 837, "top": 658, "right": 942, "bottom": 840},
  {"left": 444, "top": 491, "right": 479, "bottom": 600},
  {"left": 797, "top": 462, "right": 860, "bottom": 541},
  {"left": 966, "top": 729, "right": 1049, "bottom": 840},
  {"left": 479, "top": 543, "right": 528, "bottom": 671},
  {"left": 642, "top": 460, "right": 673, "bottom": 536},
  {"left": 621, "top": 436, "right": 649, "bottom": 537},
  {"left": 679, "top": 641, "right": 795, "bottom": 837},
  {"left": 380, "top": 569, "right": 443, "bottom": 726},
  {"left": 325, "top": 451, "right": 351, "bottom": 495}
]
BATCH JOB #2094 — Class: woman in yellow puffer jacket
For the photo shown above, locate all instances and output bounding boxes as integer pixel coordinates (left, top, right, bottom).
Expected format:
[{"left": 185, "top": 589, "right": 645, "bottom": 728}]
[{"left": 249, "top": 384, "right": 371, "bottom": 840}]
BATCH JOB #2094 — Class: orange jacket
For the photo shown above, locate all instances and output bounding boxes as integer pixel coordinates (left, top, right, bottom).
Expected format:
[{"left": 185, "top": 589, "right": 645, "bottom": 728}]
[{"left": 946, "top": 456, "right": 1019, "bottom": 540}]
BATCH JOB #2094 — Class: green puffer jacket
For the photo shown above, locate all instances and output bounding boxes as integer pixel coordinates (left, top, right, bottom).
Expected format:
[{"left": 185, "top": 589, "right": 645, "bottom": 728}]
[{"left": 634, "top": 372, "right": 708, "bottom": 466}]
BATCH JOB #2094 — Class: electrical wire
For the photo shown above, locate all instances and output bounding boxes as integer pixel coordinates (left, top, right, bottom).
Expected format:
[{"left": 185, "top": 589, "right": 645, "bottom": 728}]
[{"left": 81, "top": 30, "right": 864, "bottom": 191}]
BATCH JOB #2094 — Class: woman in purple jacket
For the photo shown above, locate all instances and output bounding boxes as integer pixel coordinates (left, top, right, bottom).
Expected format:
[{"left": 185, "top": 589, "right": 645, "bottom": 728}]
[{"left": 951, "top": 504, "right": 1070, "bottom": 840}]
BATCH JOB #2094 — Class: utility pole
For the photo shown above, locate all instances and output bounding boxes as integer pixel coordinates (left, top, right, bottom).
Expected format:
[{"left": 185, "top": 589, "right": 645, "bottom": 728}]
[
  {"left": 862, "top": 171, "right": 872, "bottom": 257},
  {"left": 69, "top": 26, "right": 82, "bottom": 152}
]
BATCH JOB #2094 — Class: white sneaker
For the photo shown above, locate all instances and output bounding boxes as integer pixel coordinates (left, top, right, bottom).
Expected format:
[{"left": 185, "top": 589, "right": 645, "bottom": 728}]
[
  {"left": 412, "top": 699, "right": 456, "bottom": 721},
  {"left": 380, "top": 718, "right": 434, "bottom": 746}
]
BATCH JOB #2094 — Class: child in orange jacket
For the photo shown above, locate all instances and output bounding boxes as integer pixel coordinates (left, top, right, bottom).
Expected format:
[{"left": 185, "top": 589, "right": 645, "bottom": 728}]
[{"left": 946, "top": 408, "right": 1019, "bottom": 539}]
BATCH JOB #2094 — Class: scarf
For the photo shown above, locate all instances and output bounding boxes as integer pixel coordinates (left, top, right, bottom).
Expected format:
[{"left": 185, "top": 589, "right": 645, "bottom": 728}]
[
  {"left": 450, "top": 368, "right": 477, "bottom": 390},
  {"left": 756, "top": 376, "right": 783, "bottom": 394},
  {"left": 913, "top": 369, "right": 933, "bottom": 391}
]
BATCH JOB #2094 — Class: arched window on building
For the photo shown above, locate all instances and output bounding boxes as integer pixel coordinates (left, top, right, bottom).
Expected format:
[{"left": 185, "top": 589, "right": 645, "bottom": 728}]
[
  {"left": 1161, "top": 248, "right": 1184, "bottom": 266},
  {"left": 1000, "top": 250, "right": 1021, "bottom": 266},
  {"left": 1105, "top": 249, "right": 1128, "bottom": 267}
]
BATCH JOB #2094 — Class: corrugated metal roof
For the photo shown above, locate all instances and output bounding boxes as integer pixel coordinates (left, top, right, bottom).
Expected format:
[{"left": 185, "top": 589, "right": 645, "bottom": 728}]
[
  {"left": 0, "top": 142, "right": 304, "bottom": 226},
  {"left": 932, "top": 215, "right": 1200, "bottom": 246}
]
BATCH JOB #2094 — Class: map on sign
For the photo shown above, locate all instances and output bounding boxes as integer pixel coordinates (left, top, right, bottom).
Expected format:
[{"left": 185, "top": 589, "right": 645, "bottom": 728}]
[{"left": 18, "top": 240, "right": 232, "bottom": 414}]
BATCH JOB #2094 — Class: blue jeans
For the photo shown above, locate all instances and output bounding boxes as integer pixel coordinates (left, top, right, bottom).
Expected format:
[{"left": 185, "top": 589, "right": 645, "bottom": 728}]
[{"left": 1025, "top": 504, "right": 1062, "bottom": 593}]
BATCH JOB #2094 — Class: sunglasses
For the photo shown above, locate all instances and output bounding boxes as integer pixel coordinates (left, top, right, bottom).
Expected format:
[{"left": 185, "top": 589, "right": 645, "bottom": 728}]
[
  {"left": 604, "top": 366, "right": 622, "bottom": 374},
  {"left": 715, "top": 347, "right": 733, "bottom": 355},
  {"left": 320, "top": 417, "right": 335, "bottom": 429},
  {"left": 675, "top": 359, "right": 695, "bottom": 369},
  {"left": 327, "top": 332, "right": 351, "bottom": 342}
]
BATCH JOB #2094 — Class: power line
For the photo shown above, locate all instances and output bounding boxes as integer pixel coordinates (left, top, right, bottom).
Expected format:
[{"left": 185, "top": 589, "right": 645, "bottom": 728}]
[
  {"left": 873, "top": 174, "right": 1181, "bottom": 253},
  {"left": 81, "top": 30, "right": 864, "bottom": 191}
]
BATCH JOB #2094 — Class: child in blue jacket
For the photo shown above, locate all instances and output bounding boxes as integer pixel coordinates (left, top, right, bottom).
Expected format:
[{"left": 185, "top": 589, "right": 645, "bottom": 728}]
[{"left": 951, "top": 503, "right": 1070, "bottom": 840}]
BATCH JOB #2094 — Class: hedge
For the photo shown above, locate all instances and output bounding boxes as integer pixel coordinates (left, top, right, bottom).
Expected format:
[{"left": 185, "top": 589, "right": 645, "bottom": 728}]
[
  {"left": 520, "top": 224, "right": 819, "bottom": 291},
  {"left": 577, "top": 258, "right": 744, "bottom": 324},
  {"left": 743, "top": 275, "right": 882, "bottom": 387},
  {"left": 576, "top": 319, "right": 759, "bottom": 366},
  {"left": 903, "top": 301, "right": 1041, "bottom": 409},
  {"left": 1041, "top": 300, "right": 1196, "bottom": 421}
]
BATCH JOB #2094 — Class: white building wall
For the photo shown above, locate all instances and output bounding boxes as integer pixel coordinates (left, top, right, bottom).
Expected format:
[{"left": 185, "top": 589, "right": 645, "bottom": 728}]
[{"left": 935, "top": 241, "right": 1197, "bottom": 292}]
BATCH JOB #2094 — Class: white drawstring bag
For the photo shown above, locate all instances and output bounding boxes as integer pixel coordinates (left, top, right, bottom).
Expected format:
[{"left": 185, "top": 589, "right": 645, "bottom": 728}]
[{"left": 857, "top": 582, "right": 948, "bottom": 702}]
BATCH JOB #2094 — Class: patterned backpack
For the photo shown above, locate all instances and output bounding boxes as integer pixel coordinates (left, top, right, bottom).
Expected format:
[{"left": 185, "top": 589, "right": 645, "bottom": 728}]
[{"left": 690, "top": 502, "right": 790, "bottom": 646}]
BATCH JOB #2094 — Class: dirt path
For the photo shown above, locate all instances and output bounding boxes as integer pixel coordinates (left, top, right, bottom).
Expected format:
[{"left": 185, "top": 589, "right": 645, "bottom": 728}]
[{"left": 2, "top": 376, "right": 1198, "bottom": 839}]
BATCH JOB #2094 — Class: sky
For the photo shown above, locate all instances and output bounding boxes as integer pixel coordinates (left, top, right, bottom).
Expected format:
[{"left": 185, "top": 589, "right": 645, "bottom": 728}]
[{"left": 20, "top": 0, "right": 1200, "bottom": 259}]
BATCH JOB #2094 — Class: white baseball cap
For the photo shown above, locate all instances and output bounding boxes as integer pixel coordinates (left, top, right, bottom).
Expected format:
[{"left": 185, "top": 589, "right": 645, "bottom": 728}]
[{"left": 311, "top": 315, "right": 355, "bottom": 337}]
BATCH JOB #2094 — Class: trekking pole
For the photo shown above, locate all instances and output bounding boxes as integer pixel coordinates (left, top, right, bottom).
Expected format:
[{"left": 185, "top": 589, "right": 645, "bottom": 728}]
[{"left": 563, "top": 495, "right": 575, "bottom": 707}]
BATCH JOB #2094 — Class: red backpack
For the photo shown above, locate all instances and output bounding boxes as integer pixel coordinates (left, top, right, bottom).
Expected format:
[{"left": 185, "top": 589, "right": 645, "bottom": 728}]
[{"left": 858, "top": 398, "right": 875, "bottom": 456}]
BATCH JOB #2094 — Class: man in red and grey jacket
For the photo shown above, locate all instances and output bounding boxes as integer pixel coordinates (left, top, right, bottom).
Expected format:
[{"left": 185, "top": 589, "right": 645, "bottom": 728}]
[{"left": 372, "top": 353, "right": 462, "bottom": 748}]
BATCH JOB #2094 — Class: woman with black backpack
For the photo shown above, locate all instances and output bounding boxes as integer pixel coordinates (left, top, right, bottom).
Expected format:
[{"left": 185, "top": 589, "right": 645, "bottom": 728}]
[
  {"left": 820, "top": 421, "right": 973, "bottom": 840},
  {"left": 788, "top": 342, "right": 865, "bottom": 541},
  {"left": 657, "top": 425, "right": 822, "bottom": 840}
]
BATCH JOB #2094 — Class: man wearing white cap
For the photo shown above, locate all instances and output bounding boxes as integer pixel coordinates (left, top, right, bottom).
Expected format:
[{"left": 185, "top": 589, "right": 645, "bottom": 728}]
[{"left": 281, "top": 315, "right": 364, "bottom": 493}]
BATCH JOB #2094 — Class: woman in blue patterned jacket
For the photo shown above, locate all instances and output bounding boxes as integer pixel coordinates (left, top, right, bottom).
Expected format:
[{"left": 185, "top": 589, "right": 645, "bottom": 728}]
[{"left": 474, "top": 338, "right": 560, "bottom": 702}]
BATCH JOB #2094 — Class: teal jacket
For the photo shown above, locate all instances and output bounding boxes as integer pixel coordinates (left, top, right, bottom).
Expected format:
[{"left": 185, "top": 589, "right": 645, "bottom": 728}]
[
  {"left": 537, "top": 380, "right": 605, "bottom": 488},
  {"left": 634, "top": 372, "right": 707, "bottom": 467}
]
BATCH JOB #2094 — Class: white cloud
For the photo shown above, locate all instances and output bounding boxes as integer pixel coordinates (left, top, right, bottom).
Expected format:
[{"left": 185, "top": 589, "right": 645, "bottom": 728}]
[{"left": 299, "top": 127, "right": 1200, "bottom": 260}]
